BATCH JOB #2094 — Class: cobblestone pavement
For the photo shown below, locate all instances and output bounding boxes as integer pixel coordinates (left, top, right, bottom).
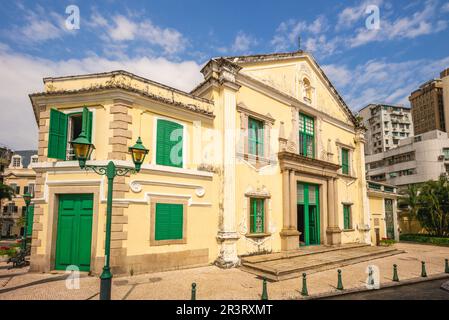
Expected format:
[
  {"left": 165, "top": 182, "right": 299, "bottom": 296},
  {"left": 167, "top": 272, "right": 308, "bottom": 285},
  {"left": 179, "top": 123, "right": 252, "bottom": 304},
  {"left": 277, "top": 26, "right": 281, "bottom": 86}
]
[{"left": 0, "top": 243, "right": 448, "bottom": 300}]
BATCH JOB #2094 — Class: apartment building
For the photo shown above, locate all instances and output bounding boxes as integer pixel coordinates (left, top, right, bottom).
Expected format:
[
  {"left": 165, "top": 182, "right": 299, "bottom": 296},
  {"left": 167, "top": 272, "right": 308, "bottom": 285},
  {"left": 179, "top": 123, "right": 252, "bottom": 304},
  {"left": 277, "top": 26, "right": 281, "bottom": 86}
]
[
  {"left": 366, "top": 130, "right": 449, "bottom": 188},
  {"left": 409, "top": 79, "right": 445, "bottom": 135},
  {"left": 1, "top": 150, "right": 37, "bottom": 238},
  {"left": 357, "top": 104, "right": 413, "bottom": 155}
]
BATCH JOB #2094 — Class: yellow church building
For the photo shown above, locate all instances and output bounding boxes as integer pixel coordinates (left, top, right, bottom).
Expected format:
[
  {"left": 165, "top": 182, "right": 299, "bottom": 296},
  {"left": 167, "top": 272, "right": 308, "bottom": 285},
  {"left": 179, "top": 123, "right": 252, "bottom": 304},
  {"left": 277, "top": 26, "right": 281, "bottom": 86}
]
[{"left": 28, "top": 50, "right": 372, "bottom": 275}]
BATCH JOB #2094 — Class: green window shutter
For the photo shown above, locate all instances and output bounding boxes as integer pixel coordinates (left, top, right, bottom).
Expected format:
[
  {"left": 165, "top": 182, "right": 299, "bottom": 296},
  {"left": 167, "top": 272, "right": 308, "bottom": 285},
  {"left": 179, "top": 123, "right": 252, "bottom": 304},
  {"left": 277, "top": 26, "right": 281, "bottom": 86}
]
[
  {"left": 341, "top": 148, "right": 349, "bottom": 175},
  {"left": 82, "top": 107, "right": 93, "bottom": 143},
  {"left": 343, "top": 205, "right": 351, "bottom": 230},
  {"left": 155, "top": 203, "right": 183, "bottom": 240},
  {"left": 250, "top": 198, "right": 265, "bottom": 233},
  {"left": 248, "top": 117, "right": 264, "bottom": 157},
  {"left": 298, "top": 113, "right": 314, "bottom": 158},
  {"left": 27, "top": 205, "right": 34, "bottom": 236},
  {"left": 156, "top": 119, "right": 183, "bottom": 168},
  {"left": 48, "top": 109, "right": 68, "bottom": 160}
]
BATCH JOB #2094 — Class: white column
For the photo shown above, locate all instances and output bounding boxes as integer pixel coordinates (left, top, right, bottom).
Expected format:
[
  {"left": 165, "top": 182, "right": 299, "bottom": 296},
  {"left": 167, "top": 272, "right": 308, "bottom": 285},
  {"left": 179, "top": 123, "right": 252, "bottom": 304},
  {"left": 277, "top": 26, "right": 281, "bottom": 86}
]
[
  {"left": 216, "top": 83, "right": 240, "bottom": 268},
  {"left": 357, "top": 132, "right": 372, "bottom": 244}
]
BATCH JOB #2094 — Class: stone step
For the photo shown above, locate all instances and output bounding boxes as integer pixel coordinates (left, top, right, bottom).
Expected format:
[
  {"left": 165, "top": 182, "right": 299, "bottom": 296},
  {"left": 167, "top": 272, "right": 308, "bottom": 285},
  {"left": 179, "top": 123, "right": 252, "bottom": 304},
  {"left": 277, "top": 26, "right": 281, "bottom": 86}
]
[
  {"left": 240, "top": 247, "right": 405, "bottom": 281},
  {"left": 241, "top": 243, "right": 370, "bottom": 264}
]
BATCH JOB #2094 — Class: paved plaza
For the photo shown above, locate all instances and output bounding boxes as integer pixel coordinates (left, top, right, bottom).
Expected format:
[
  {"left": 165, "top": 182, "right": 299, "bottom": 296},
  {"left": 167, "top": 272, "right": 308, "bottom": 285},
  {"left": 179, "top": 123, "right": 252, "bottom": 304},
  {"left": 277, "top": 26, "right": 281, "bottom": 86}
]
[{"left": 0, "top": 243, "right": 448, "bottom": 300}]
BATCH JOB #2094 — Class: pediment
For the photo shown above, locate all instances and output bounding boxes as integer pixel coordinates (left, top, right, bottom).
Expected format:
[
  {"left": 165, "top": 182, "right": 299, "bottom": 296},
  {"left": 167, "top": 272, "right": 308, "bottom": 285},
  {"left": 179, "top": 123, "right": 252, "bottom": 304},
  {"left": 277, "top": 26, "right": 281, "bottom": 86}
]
[{"left": 235, "top": 54, "right": 356, "bottom": 127}]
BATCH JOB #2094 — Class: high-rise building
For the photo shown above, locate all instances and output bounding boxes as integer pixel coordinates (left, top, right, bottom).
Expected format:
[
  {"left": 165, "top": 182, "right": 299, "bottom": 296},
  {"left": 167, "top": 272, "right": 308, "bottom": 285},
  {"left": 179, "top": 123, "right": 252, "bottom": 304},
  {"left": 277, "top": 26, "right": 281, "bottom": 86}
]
[
  {"left": 357, "top": 103, "right": 413, "bottom": 155},
  {"left": 409, "top": 79, "right": 445, "bottom": 135},
  {"left": 441, "top": 68, "right": 449, "bottom": 134}
]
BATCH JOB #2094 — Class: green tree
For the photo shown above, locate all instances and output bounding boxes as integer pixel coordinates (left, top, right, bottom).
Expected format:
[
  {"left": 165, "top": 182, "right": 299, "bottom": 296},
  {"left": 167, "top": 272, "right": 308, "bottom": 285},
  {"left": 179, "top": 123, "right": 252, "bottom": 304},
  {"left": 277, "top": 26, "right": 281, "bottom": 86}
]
[
  {"left": 398, "top": 184, "right": 420, "bottom": 232},
  {"left": 416, "top": 177, "right": 449, "bottom": 237},
  {"left": 0, "top": 183, "right": 15, "bottom": 201}
]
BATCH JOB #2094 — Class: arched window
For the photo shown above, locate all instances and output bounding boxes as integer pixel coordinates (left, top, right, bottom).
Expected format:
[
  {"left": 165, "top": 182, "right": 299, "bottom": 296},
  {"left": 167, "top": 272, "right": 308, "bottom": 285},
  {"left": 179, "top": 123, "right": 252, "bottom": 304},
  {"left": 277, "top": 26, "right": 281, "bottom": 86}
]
[{"left": 303, "top": 78, "right": 312, "bottom": 102}]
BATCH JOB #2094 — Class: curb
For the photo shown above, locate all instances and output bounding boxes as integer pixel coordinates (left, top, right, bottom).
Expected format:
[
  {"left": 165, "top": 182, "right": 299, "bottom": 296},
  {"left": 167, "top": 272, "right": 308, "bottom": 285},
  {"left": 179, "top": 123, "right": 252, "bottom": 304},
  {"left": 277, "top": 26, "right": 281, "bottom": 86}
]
[{"left": 301, "top": 273, "right": 449, "bottom": 300}]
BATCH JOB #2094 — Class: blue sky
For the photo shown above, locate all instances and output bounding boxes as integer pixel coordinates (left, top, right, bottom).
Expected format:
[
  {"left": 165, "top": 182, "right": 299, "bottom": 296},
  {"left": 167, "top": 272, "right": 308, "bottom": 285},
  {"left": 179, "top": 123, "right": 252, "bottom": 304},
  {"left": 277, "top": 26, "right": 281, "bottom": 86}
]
[{"left": 1, "top": 0, "right": 449, "bottom": 149}]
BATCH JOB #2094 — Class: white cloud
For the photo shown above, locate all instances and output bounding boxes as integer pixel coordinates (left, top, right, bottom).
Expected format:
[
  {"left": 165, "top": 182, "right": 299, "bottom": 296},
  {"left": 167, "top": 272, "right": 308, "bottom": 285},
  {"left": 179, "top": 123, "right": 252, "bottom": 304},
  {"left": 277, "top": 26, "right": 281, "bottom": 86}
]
[
  {"left": 336, "top": 0, "right": 384, "bottom": 30},
  {"left": 348, "top": 0, "right": 447, "bottom": 47},
  {"left": 271, "top": 16, "right": 328, "bottom": 52},
  {"left": 0, "top": 46, "right": 203, "bottom": 150},
  {"left": 231, "top": 32, "right": 258, "bottom": 53},
  {"left": 89, "top": 14, "right": 187, "bottom": 55},
  {"left": 109, "top": 15, "right": 137, "bottom": 41},
  {"left": 9, "top": 9, "right": 67, "bottom": 43},
  {"left": 323, "top": 56, "right": 449, "bottom": 111},
  {"left": 442, "top": 2, "right": 449, "bottom": 12}
]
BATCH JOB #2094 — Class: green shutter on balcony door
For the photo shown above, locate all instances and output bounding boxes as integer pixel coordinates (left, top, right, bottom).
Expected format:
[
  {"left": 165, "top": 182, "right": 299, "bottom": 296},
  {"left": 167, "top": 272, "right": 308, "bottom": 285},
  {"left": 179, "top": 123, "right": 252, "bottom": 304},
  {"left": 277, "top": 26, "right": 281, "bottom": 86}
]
[
  {"left": 156, "top": 119, "right": 183, "bottom": 167},
  {"left": 48, "top": 109, "right": 68, "bottom": 160},
  {"left": 343, "top": 205, "right": 351, "bottom": 230},
  {"left": 155, "top": 203, "right": 183, "bottom": 240},
  {"left": 341, "top": 148, "right": 349, "bottom": 175}
]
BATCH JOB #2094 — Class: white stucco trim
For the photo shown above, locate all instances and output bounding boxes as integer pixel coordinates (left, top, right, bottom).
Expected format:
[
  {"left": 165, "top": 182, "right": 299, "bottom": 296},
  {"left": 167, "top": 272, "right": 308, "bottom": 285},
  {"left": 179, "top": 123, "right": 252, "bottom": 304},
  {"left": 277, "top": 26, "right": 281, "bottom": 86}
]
[
  {"left": 32, "top": 160, "right": 213, "bottom": 178},
  {"left": 129, "top": 179, "right": 206, "bottom": 197}
]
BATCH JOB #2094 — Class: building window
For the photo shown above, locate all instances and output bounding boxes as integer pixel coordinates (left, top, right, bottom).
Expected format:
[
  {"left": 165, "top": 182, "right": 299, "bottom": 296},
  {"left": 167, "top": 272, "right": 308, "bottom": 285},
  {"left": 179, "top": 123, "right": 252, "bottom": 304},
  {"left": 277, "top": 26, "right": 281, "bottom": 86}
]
[
  {"left": 443, "top": 148, "right": 449, "bottom": 160},
  {"left": 248, "top": 117, "right": 264, "bottom": 157},
  {"left": 249, "top": 198, "right": 265, "bottom": 234},
  {"left": 28, "top": 183, "right": 35, "bottom": 196},
  {"left": 343, "top": 204, "right": 352, "bottom": 230},
  {"left": 48, "top": 108, "right": 92, "bottom": 160},
  {"left": 341, "top": 148, "right": 349, "bottom": 175},
  {"left": 9, "top": 183, "right": 19, "bottom": 195},
  {"left": 298, "top": 113, "right": 314, "bottom": 158},
  {"left": 12, "top": 156, "right": 21, "bottom": 167},
  {"left": 24, "top": 186, "right": 28, "bottom": 195},
  {"left": 156, "top": 119, "right": 184, "bottom": 168},
  {"left": 154, "top": 203, "right": 183, "bottom": 241},
  {"left": 31, "top": 156, "right": 38, "bottom": 164}
]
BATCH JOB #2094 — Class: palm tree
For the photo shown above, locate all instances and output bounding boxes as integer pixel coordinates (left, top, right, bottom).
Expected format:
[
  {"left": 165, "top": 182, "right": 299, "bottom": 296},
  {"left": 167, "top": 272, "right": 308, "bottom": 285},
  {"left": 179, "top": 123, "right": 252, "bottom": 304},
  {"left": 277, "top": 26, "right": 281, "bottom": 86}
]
[{"left": 398, "top": 184, "right": 419, "bottom": 232}]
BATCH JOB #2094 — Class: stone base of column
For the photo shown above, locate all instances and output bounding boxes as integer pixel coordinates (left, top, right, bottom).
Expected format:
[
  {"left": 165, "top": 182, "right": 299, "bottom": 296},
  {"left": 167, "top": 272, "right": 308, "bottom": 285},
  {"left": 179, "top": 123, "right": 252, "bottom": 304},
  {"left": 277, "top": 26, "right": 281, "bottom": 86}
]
[
  {"left": 280, "top": 229, "right": 301, "bottom": 251},
  {"left": 215, "top": 231, "right": 240, "bottom": 268},
  {"left": 326, "top": 227, "right": 342, "bottom": 245},
  {"left": 358, "top": 224, "right": 372, "bottom": 245}
]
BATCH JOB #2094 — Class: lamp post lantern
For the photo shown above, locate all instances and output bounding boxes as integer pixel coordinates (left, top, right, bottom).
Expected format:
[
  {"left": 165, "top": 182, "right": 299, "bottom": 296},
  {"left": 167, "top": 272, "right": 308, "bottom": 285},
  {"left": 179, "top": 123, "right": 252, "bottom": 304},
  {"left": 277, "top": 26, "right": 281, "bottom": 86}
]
[
  {"left": 22, "top": 193, "right": 32, "bottom": 252},
  {"left": 70, "top": 133, "right": 148, "bottom": 300}
]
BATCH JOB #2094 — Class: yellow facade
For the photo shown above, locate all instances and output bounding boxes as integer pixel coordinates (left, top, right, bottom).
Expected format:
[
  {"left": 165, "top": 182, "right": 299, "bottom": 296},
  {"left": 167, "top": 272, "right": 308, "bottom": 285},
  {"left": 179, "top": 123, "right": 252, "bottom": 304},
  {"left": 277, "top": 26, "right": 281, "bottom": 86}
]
[
  {"left": 28, "top": 51, "right": 374, "bottom": 275},
  {"left": 1, "top": 152, "right": 37, "bottom": 237},
  {"left": 367, "top": 181, "right": 399, "bottom": 245}
]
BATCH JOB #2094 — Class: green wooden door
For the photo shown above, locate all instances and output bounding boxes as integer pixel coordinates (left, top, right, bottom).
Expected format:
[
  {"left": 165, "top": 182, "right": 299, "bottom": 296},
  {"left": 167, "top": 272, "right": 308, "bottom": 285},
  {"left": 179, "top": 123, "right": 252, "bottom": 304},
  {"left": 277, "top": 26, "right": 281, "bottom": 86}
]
[
  {"left": 297, "top": 183, "right": 320, "bottom": 246},
  {"left": 55, "top": 194, "right": 93, "bottom": 271},
  {"left": 385, "top": 199, "right": 395, "bottom": 239}
]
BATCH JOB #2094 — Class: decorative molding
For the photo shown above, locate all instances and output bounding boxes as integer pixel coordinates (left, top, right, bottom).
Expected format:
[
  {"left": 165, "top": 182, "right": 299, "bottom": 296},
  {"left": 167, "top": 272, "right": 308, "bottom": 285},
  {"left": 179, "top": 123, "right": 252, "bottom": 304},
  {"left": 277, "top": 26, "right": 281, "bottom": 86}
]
[
  {"left": 32, "top": 160, "right": 214, "bottom": 178},
  {"left": 237, "top": 102, "right": 275, "bottom": 124},
  {"left": 129, "top": 179, "right": 206, "bottom": 197}
]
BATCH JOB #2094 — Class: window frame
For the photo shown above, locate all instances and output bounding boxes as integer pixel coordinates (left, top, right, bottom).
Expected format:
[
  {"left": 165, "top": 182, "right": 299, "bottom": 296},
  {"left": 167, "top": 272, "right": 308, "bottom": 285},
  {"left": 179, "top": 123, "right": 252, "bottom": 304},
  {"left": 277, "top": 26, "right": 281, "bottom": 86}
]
[
  {"left": 153, "top": 116, "right": 187, "bottom": 169},
  {"left": 298, "top": 112, "right": 315, "bottom": 158},
  {"left": 249, "top": 197, "right": 265, "bottom": 234},
  {"left": 247, "top": 117, "right": 265, "bottom": 158},
  {"left": 150, "top": 198, "right": 187, "bottom": 246},
  {"left": 343, "top": 204, "right": 352, "bottom": 230},
  {"left": 47, "top": 107, "right": 94, "bottom": 161}
]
